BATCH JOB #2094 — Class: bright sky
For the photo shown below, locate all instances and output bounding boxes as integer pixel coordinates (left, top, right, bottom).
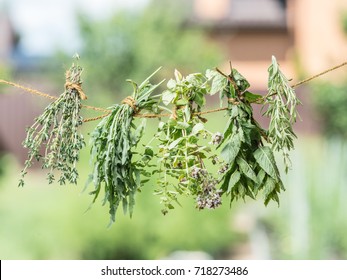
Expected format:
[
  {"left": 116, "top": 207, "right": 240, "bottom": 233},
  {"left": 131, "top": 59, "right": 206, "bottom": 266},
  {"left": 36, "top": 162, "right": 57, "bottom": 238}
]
[{"left": 0, "top": 0, "right": 149, "bottom": 56}]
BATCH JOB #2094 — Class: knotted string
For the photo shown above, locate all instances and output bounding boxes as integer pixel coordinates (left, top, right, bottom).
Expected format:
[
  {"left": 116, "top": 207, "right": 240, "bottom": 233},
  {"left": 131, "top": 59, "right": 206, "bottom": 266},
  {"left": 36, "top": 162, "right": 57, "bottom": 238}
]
[
  {"left": 121, "top": 96, "right": 138, "bottom": 113},
  {"left": 65, "top": 82, "right": 87, "bottom": 100},
  {"left": 64, "top": 70, "right": 87, "bottom": 100}
]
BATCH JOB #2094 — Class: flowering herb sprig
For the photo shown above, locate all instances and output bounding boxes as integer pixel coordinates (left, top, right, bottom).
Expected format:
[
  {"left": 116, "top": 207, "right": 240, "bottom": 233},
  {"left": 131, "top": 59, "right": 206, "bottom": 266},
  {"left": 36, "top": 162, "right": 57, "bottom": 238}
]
[{"left": 154, "top": 70, "right": 223, "bottom": 214}]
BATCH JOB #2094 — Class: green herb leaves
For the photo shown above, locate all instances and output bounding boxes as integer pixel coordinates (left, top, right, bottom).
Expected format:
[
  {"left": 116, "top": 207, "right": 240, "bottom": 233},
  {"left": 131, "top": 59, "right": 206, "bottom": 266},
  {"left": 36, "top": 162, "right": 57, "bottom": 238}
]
[
  {"left": 218, "top": 104, "right": 284, "bottom": 206},
  {"left": 263, "top": 56, "right": 301, "bottom": 172},
  {"left": 213, "top": 65, "right": 285, "bottom": 206},
  {"left": 88, "top": 69, "right": 162, "bottom": 223},
  {"left": 253, "top": 146, "right": 280, "bottom": 180},
  {"left": 19, "top": 61, "right": 85, "bottom": 187},
  {"left": 154, "top": 70, "right": 220, "bottom": 214}
]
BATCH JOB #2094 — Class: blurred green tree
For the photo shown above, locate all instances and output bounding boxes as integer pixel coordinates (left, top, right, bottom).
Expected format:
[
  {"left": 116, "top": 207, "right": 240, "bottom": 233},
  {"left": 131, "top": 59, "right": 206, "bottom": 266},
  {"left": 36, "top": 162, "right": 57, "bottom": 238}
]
[
  {"left": 312, "top": 12, "right": 347, "bottom": 138},
  {"left": 76, "top": 0, "right": 222, "bottom": 106},
  {"left": 312, "top": 82, "right": 347, "bottom": 138},
  {"left": 341, "top": 11, "right": 347, "bottom": 34}
]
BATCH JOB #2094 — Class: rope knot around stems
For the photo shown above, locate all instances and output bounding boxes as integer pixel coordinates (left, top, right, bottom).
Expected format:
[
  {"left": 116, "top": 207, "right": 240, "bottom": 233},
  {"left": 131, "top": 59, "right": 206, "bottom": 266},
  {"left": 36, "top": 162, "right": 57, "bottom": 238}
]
[
  {"left": 228, "top": 98, "right": 240, "bottom": 105},
  {"left": 122, "top": 96, "right": 139, "bottom": 113},
  {"left": 170, "top": 105, "right": 178, "bottom": 120},
  {"left": 65, "top": 70, "right": 87, "bottom": 100},
  {"left": 65, "top": 82, "right": 87, "bottom": 100},
  {"left": 170, "top": 105, "right": 186, "bottom": 120}
]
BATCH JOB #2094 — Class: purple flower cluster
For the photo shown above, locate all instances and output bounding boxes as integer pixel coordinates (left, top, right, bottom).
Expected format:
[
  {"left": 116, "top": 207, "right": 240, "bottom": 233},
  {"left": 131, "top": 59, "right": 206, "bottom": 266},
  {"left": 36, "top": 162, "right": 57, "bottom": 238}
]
[{"left": 196, "top": 180, "right": 222, "bottom": 210}]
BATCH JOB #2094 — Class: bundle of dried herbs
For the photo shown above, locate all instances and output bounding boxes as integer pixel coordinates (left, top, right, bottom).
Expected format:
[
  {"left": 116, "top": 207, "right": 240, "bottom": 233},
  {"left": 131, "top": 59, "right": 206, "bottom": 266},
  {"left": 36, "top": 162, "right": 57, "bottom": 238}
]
[
  {"left": 154, "top": 70, "right": 222, "bottom": 214},
  {"left": 19, "top": 60, "right": 86, "bottom": 187},
  {"left": 88, "top": 69, "right": 162, "bottom": 223},
  {"left": 263, "top": 56, "right": 301, "bottom": 172}
]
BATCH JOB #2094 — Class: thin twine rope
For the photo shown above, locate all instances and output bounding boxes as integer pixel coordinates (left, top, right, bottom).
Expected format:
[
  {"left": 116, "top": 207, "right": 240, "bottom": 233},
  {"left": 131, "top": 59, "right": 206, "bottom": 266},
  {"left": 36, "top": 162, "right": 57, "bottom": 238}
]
[
  {"left": 64, "top": 69, "right": 88, "bottom": 100},
  {"left": 0, "top": 79, "right": 57, "bottom": 100},
  {"left": 1, "top": 60, "right": 347, "bottom": 122},
  {"left": 291, "top": 61, "right": 347, "bottom": 88},
  {"left": 0, "top": 79, "right": 111, "bottom": 115}
]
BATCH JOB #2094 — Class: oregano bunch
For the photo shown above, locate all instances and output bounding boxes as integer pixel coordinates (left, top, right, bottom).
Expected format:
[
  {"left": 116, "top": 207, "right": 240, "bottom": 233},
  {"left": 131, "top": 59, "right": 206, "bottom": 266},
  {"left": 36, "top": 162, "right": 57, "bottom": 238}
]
[
  {"left": 154, "top": 70, "right": 222, "bottom": 214},
  {"left": 19, "top": 60, "right": 86, "bottom": 186},
  {"left": 88, "top": 69, "right": 162, "bottom": 223},
  {"left": 263, "top": 56, "right": 302, "bottom": 172}
]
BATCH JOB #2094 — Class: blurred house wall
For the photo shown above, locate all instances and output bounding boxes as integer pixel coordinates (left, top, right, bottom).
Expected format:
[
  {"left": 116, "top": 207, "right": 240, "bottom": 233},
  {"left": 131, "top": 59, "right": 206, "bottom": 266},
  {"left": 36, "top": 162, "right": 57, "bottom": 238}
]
[
  {"left": 192, "top": 0, "right": 347, "bottom": 83},
  {"left": 293, "top": 0, "right": 347, "bottom": 80},
  {"left": 192, "top": 0, "right": 293, "bottom": 89},
  {"left": 193, "top": 0, "right": 347, "bottom": 80}
]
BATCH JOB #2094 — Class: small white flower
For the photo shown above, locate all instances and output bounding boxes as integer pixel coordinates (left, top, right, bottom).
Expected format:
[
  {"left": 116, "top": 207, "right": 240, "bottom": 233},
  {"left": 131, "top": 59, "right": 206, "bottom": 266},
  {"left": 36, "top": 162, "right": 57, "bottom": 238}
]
[{"left": 210, "top": 132, "right": 224, "bottom": 145}]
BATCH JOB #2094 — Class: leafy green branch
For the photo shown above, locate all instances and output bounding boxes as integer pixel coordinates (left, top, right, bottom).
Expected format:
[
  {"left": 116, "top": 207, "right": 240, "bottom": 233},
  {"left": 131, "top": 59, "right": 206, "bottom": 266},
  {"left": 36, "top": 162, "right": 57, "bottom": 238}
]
[
  {"left": 208, "top": 66, "right": 284, "bottom": 206},
  {"left": 87, "top": 69, "right": 163, "bottom": 223},
  {"left": 153, "top": 70, "right": 222, "bottom": 214}
]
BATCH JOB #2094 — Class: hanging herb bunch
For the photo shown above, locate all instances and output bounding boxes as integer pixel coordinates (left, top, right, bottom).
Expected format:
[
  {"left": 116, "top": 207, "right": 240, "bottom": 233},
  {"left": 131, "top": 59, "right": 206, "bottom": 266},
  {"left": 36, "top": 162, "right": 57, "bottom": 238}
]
[
  {"left": 19, "top": 59, "right": 86, "bottom": 187},
  {"left": 263, "top": 56, "right": 301, "bottom": 172},
  {"left": 208, "top": 65, "right": 285, "bottom": 206},
  {"left": 88, "top": 69, "right": 163, "bottom": 223},
  {"left": 153, "top": 70, "right": 223, "bottom": 214}
]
